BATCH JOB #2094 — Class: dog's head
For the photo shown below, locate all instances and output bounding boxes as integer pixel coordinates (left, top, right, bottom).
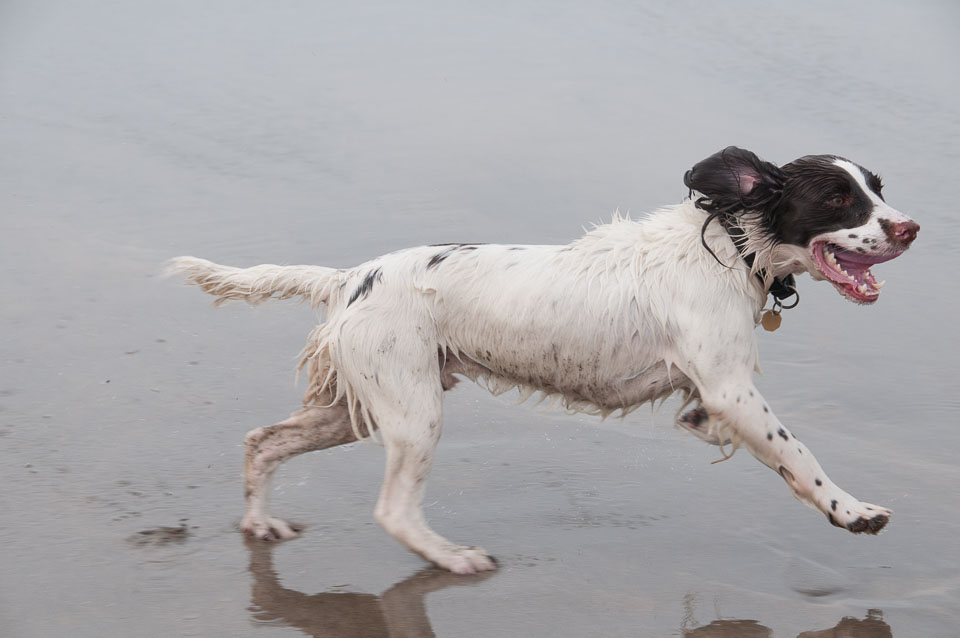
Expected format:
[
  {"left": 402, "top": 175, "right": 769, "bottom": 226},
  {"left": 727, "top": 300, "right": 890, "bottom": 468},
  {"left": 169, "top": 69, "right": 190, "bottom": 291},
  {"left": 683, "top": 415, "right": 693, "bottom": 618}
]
[{"left": 684, "top": 146, "right": 919, "bottom": 304}]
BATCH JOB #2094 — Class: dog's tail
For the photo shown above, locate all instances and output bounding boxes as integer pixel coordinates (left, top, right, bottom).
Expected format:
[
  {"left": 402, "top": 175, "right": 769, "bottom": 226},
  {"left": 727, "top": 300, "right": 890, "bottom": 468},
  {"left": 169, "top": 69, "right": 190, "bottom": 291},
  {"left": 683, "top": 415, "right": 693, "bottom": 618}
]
[{"left": 165, "top": 256, "right": 340, "bottom": 308}]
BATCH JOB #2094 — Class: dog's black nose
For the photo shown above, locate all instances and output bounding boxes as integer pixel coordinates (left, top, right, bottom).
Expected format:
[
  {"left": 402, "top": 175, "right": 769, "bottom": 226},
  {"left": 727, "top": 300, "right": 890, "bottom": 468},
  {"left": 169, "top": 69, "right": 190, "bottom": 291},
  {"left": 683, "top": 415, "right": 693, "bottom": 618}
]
[{"left": 887, "top": 220, "right": 920, "bottom": 246}]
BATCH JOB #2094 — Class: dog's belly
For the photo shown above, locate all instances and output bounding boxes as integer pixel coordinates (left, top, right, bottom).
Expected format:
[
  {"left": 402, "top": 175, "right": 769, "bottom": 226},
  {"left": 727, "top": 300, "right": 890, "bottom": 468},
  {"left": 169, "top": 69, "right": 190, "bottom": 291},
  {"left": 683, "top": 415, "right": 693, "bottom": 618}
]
[{"left": 444, "top": 351, "right": 689, "bottom": 412}]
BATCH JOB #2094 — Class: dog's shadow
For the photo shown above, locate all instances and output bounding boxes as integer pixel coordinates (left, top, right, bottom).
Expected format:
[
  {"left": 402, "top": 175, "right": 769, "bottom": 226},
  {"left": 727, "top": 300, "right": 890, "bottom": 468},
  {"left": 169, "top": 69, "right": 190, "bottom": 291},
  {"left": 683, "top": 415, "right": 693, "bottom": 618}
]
[{"left": 246, "top": 541, "right": 493, "bottom": 638}]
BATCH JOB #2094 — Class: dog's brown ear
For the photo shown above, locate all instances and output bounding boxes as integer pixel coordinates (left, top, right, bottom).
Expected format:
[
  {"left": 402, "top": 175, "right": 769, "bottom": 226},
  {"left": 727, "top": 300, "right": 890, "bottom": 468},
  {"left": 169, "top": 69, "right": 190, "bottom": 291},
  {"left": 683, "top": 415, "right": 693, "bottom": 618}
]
[{"left": 683, "top": 147, "right": 783, "bottom": 213}]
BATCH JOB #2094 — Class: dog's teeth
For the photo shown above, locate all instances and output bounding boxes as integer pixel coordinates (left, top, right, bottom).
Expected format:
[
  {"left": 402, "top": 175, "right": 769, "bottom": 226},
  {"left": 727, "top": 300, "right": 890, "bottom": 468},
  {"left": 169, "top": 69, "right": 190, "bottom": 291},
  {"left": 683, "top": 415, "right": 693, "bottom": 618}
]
[
  {"left": 857, "top": 284, "right": 867, "bottom": 294},
  {"left": 874, "top": 280, "right": 885, "bottom": 289}
]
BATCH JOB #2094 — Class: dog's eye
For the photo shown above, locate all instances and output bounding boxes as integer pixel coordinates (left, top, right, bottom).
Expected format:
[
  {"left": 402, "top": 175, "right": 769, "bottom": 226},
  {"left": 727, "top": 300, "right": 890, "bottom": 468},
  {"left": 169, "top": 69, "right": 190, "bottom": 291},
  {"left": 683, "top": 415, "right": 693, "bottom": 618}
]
[{"left": 826, "top": 194, "right": 851, "bottom": 207}]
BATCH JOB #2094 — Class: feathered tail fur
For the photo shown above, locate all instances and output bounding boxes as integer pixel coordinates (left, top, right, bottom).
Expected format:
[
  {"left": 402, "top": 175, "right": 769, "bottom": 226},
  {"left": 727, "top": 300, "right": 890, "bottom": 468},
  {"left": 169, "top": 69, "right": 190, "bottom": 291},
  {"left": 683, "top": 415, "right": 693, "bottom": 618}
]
[{"left": 165, "top": 256, "right": 340, "bottom": 308}]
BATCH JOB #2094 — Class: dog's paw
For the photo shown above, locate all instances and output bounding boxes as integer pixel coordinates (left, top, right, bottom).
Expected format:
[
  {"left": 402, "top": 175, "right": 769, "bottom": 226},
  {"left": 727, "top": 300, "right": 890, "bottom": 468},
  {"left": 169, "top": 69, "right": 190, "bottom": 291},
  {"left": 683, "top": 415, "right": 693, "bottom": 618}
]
[
  {"left": 825, "top": 499, "right": 891, "bottom": 535},
  {"left": 241, "top": 516, "right": 301, "bottom": 541},
  {"left": 435, "top": 546, "right": 498, "bottom": 575}
]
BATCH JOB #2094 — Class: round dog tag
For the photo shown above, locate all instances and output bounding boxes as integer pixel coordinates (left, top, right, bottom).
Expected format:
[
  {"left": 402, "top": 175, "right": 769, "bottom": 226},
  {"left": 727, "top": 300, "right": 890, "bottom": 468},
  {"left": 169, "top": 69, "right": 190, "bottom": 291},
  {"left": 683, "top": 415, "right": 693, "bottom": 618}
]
[{"left": 761, "top": 310, "right": 782, "bottom": 332}]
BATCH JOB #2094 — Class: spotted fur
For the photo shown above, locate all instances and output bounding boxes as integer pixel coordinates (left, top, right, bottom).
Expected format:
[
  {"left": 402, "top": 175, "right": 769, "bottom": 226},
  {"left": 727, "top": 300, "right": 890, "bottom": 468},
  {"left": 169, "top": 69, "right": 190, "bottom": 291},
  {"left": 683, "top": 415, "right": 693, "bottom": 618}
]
[{"left": 167, "top": 147, "right": 917, "bottom": 573}]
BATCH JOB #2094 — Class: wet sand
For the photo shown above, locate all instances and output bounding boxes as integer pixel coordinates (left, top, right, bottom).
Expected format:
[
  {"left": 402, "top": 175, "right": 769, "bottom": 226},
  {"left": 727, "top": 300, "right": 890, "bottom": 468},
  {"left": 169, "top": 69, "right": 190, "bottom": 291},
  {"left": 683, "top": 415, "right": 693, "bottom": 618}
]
[{"left": 2, "top": 1, "right": 959, "bottom": 636}]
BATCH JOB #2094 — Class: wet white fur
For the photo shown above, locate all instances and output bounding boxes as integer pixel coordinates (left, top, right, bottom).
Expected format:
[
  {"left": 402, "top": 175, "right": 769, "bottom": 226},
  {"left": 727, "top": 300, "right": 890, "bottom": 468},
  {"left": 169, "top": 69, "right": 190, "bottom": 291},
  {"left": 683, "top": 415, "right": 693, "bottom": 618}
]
[{"left": 168, "top": 197, "right": 895, "bottom": 573}]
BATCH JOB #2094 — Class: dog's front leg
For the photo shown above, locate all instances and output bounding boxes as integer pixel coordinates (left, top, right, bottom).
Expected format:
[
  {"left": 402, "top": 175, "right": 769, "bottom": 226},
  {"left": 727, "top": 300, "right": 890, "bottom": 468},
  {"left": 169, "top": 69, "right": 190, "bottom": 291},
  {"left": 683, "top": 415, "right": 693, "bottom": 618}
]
[{"left": 696, "top": 380, "right": 891, "bottom": 534}]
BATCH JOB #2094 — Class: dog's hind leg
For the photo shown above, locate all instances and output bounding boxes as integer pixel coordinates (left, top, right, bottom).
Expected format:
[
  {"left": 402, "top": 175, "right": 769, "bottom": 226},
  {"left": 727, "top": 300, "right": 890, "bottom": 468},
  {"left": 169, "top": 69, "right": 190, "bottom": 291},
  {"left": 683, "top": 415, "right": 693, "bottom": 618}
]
[
  {"left": 358, "top": 367, "right": 496, "bottom": 574},
  {"left": 373, "top": 404, "right": 497, "bottom": 573},
  {"left": 241, "top": 402, "right": 358, "bottom": 540}
]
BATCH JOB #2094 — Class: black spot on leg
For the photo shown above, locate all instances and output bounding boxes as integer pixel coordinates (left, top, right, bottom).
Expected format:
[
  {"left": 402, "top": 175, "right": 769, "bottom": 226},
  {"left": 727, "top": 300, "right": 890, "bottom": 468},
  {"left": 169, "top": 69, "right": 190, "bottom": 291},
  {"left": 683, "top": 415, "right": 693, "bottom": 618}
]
[
  {"left": 749, "top": 390, "right": 754, "bottom": 397},
  {"left": 679, "top": 407, "right": 708, "bottom": 429},
  {"left": 815, "top": 478, "right": 823, "bottom": 486},
  {"left": 862, "top": 238, "right": 871, "bottom": 244},
  {"left": 763, "top": 405, "right": 769, "bottom": 413},
  {"left": 777, "top": 428, "right": 789, "bottom": 441},
  {"left": 736, "top": 396, "right": 741, "bottom": 403},
  {"left": 848, "top": 233, "right": 858, "bottom": 238},
  {"left": 767, "top": 432, "right": 773, "bottom": 441},
  {"left": 797, "top": 448, "right": 802, "bottom": 454},
  {"left": 831, "top": 499, "right": 838, "bottom": 511}
]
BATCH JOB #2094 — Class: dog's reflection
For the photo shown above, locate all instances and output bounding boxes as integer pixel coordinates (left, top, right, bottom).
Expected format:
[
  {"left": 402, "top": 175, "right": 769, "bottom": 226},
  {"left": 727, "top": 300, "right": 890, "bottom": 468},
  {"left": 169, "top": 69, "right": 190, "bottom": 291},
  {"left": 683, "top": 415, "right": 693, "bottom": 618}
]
[
  {"left": 246, "top": 541, "right": 493, "bottom": 638},
  {"left": 797, "top": 609, "right": 892, "bottom": 638},
  {"left": 248, "top": 542, "right": 894, "bottom": 638},
  {"left": 681, "top": 609, "right": 892, "bottom": 638}
]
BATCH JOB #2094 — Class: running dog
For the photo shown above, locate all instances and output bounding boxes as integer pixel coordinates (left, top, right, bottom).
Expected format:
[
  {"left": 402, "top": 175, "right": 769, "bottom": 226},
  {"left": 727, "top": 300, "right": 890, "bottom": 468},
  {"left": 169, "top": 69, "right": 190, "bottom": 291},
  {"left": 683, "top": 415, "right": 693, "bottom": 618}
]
[{"left": 168, "top": 147, "right": 918, "bottom": 573}]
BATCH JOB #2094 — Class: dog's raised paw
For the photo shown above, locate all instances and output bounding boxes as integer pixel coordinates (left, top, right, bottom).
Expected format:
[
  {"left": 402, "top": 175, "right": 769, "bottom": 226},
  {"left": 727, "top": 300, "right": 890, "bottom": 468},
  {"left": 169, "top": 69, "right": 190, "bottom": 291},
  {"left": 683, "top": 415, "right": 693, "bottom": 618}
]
[
  {"left": 241, "top": 516, "right": 301, "bottom": 541},
  {"left": 846, "top": 512, "right": 890, "bottom": 534},
  {"left": 826, "top": 500, "right": 891, "bottom": 535}
]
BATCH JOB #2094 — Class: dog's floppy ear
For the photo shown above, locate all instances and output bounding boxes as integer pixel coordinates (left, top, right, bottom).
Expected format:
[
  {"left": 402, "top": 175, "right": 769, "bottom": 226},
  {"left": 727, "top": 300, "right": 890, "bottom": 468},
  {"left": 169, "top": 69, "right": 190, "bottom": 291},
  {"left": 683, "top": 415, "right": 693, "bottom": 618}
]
[{"left": 683, "top": 146, "right": 783, "bottom": 214}]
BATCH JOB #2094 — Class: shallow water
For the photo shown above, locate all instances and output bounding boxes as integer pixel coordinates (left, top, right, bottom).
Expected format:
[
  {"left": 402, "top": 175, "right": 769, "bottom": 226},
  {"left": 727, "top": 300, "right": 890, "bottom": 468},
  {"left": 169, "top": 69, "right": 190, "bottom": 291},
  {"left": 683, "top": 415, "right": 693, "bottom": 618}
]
[{"left": 2, "top": 1, "right": 959, "bottom": 636}]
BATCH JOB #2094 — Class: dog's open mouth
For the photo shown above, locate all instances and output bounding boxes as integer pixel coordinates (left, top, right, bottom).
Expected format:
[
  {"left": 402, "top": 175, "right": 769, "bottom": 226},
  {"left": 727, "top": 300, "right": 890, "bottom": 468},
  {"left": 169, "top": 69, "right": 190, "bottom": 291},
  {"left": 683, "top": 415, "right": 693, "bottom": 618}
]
[{"left": 811, "top": 241, "right": 903, "bottom": 304}]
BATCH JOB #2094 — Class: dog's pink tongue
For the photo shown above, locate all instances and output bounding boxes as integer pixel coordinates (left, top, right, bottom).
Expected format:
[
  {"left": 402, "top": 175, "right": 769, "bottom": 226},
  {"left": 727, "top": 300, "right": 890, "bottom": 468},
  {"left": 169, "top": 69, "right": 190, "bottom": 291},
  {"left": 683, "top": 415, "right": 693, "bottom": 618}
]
[{"left": 835, "top": 249, "right": 902, "bottom": 266}]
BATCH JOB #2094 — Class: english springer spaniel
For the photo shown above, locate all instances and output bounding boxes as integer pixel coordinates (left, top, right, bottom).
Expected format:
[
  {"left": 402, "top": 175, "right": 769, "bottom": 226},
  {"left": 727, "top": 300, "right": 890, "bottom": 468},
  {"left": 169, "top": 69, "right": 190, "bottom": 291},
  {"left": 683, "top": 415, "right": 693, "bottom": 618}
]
[{"left": 168, "top": 147, "right": 918, "bottom": 574}]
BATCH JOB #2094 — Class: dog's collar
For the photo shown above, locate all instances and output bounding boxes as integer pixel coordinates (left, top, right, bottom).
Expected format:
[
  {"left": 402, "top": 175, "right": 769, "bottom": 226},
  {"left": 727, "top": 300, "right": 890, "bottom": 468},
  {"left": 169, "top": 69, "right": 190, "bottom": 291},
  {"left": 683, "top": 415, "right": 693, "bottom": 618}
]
[{"left": 723, "top": 221, "right": 799, "bottom": 309}]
